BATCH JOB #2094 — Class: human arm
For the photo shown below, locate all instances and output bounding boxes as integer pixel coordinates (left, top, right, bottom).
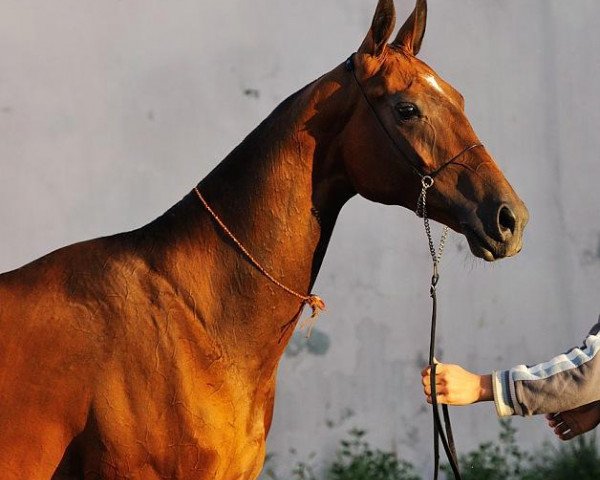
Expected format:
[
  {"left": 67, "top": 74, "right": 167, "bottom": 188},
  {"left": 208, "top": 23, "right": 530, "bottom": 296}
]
[{"left": 421, "top": 317, "right": 600, "bottom": 417}]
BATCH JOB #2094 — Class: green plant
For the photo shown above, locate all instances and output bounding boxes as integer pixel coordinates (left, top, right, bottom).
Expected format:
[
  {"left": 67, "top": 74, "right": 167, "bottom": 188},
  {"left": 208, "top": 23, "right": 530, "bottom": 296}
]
[
  {"left": 263, "top": 419, "right": 600, "bottom": 480},
  {"left": 260, "top": 450, "right": 318, "bottom": 480},
  {"left": 443, "top": 419, "right": 600, "bottom": 480},
  {"left": 442, "top": 419, "right": 531, "bottom": 480},
  {"left": 327, "top": 428, "right": 421, "bottom": 480},
  {"left": 292, "top": 455, "right": 318, "bottom": 480},
  {"left": 522, "top": 434, "right": 600, "bottom": 480}
]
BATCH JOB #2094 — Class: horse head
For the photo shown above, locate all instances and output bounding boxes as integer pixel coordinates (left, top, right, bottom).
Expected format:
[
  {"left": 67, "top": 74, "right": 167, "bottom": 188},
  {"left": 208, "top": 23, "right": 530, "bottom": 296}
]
[{"left": 339, "top": 0, "right": 528, "bottom": 261}]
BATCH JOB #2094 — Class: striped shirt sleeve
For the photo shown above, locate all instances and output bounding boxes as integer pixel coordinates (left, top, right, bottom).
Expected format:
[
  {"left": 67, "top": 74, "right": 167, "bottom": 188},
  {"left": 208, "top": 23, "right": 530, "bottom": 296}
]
[{"left": 492, "top": 318, "right": 600, "bottom": 417}]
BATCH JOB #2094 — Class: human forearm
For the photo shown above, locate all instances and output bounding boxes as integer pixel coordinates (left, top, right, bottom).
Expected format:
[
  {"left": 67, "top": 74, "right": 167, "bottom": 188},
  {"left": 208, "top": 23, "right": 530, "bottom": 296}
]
[
  {"left": 493, "top": 327, "right": 600, "bottom": 416},
  {"left": 421, "top": 319, "right": 600, "bottom": 415}
]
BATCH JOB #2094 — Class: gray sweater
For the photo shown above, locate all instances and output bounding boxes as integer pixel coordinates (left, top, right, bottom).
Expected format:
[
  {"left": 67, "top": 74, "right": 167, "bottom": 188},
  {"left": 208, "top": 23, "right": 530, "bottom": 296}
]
[{"left": 492, "top": 317, "right": 600, "bottom": 416}]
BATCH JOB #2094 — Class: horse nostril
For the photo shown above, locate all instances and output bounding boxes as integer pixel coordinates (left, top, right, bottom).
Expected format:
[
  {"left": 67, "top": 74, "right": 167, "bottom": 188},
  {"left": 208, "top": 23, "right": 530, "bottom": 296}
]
[{"left": 498, "top": 205, "right": 517, "bottom": 237}]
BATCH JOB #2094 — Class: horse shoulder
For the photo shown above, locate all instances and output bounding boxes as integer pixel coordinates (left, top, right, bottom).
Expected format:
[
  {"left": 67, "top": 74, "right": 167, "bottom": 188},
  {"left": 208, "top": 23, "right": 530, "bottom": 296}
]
[{"left": 0, "top": 238, "right": 116, "bottom": 476}]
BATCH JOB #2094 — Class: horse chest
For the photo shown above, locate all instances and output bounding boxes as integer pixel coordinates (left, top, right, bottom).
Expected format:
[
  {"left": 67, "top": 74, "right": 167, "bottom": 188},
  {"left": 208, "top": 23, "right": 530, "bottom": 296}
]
[{"left": 86, "top": 329, "right": 273, "bottom": 480}]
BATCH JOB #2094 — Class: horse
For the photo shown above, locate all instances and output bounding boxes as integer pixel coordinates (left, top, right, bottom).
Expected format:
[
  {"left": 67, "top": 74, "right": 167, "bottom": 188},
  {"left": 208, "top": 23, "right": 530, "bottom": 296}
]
[{"left": 0, "top": 0, "right": 528, "bottom": 478}]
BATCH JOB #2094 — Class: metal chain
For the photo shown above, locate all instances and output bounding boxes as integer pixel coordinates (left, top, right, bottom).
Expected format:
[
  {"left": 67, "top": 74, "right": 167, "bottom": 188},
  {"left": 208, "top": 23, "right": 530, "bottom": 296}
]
[{"left": 416, "top": 176, "right": 449, "bottom": 272}]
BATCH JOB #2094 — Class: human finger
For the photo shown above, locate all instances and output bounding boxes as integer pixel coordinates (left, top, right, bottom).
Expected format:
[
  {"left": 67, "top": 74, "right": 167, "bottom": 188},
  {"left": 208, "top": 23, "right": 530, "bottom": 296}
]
[
  {"left": 432, "top": 362, "right": 446, "bottom": 372},
  {"left": 554, "top": 421, "right": 571, "bottom": 437},
  {"left": 422, "top": 374, "right": 445, "bottom": 386},
  {"left": 423, "top": 385, "right": 448, "bottom": 397},
  {"left": 422, "top": 362, "right": 447, "bottom": 376},
  {"left": 548, "top": 418, "right": 561, "bottom": 428},
  {"left": 426, "top": 393, "right": 449, "bottom": 405},
  {"left": 558, "top": 428, "right": 577, "bottom": 441},
  {"left": 545, "top": 412, "right": 559, "bottom": 421},
  {"left": 555, "top": 420, "right": 577, "bottom": 441},
  {"left": 547, "top": 415, "right": 563, "bottom": 428}
]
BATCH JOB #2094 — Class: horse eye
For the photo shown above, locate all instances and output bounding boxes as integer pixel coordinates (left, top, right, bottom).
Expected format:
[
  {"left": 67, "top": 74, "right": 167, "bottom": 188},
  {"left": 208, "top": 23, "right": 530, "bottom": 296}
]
[{"left": 395, "top": 102, "right": 420, "bottom": 121}]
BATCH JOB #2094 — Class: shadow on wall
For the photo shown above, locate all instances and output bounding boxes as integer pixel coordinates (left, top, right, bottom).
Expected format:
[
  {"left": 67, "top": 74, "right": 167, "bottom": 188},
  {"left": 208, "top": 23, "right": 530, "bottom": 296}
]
[
  {"left": 582, "top": 233, "right": 600, "bottom": 265},
  {"left": 285, "top": 329, "right": 332, "bottom": 358}
]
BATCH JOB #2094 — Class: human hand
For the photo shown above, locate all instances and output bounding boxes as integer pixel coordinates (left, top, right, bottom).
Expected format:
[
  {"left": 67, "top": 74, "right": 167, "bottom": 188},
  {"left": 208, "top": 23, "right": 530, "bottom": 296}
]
[
  {"left": 421, "top": 363, "right": 493, "bottom": 406},
  {"left": 546, "top": 401, "right": 600, "bottom": 441}
]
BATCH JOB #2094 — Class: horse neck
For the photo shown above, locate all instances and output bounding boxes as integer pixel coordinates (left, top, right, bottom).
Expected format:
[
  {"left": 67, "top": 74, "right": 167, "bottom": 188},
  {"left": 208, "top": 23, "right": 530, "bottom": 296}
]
[{"left": 151, "top": 66, "right": 355, "bottom": 367}]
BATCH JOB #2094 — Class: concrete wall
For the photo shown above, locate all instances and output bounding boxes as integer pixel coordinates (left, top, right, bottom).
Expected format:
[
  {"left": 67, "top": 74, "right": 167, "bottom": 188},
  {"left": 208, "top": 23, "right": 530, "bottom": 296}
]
[{"left": 1, "top": 1, "right": 599, "bottom": 477}]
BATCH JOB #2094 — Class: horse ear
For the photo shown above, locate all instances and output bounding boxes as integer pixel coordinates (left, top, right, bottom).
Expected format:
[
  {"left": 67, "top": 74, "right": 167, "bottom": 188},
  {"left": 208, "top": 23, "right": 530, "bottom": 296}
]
[
  {"left": 358, "top": 0, "right": 397, "bottom": 57},
  {"left": 393, "top": 0, "right": 427, "bottom": 55}
]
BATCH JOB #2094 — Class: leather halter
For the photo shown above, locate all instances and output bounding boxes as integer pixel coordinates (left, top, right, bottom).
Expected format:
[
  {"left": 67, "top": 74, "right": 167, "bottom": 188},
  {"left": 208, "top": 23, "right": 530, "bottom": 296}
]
[{"left": 344, "top": 53, "right": 483, "bottom": 183}]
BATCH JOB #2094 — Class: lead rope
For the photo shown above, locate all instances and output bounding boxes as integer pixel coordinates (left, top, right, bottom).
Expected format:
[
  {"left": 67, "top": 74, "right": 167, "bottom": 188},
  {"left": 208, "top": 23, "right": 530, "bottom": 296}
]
[
  {"left": 193, "top": 187, "right": 325, "bottom": 337},
  {"left": 416, "top": 176, "right": 462, "bottom": 480},
  {"left": 345, "top": 51, "right": 474, "bottom": 479}
]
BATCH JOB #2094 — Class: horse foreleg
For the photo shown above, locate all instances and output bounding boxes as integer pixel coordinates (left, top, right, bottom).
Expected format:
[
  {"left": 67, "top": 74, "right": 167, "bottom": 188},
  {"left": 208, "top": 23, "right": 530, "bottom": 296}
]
[{"left": 0, "top": 416, "right": 77, "bottom": 480}]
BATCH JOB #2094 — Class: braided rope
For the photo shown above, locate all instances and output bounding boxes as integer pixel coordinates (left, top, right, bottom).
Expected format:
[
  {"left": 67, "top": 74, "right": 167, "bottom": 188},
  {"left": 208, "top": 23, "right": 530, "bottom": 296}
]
[{"left": 193, "top": 187, "right": 325, "bottom": 337}]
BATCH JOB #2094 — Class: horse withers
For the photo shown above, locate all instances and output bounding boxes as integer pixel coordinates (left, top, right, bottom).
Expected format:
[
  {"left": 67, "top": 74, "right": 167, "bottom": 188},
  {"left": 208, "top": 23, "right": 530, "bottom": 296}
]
[{"left": 0, "top": 0, "right": 527, "bottom": 479}]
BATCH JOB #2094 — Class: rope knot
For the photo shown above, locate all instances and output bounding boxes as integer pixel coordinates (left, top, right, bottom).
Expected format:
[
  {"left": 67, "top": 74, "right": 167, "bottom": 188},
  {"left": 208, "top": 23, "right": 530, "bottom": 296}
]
[{"left": 299, "top": 294, "right": 326, "bottom": 338}]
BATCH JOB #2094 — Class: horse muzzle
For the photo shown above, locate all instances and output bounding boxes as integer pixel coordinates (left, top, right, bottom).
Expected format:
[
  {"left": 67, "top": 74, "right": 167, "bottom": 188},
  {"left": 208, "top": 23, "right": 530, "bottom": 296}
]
[{"left": 461, "top": 199, "right": 529, "bottom": 262}]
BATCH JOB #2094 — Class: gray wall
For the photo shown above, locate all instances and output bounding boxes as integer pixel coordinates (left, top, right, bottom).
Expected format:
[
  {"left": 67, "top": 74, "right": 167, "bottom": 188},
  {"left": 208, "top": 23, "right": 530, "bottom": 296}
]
[{"left": 1, "top": 1, "right": 599, "bottom": 477}]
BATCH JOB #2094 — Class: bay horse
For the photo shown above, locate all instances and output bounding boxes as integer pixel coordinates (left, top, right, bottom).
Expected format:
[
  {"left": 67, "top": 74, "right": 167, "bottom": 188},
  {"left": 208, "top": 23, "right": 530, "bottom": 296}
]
[{"left": 0, "top": 0, "right": 528, "bottom": 478}]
